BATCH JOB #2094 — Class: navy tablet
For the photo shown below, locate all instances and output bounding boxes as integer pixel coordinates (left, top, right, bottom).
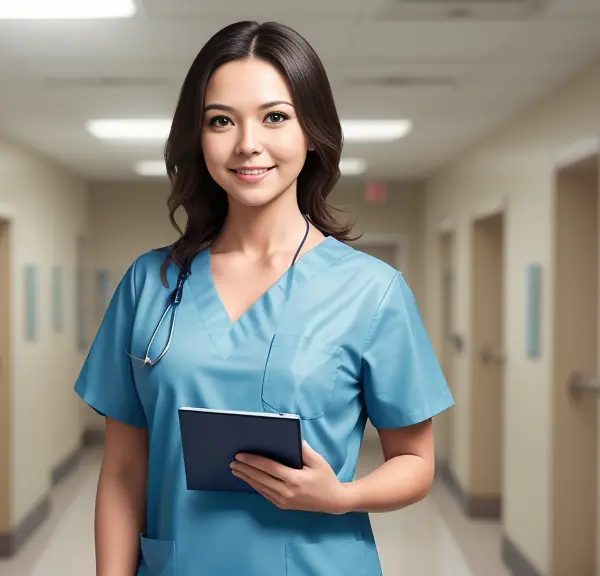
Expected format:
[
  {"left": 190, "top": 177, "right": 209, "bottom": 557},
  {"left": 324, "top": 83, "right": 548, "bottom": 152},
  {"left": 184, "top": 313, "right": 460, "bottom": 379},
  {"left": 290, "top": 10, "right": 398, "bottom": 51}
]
[{"left": 178, "top": 407, "right": 303, "bottom": 492}]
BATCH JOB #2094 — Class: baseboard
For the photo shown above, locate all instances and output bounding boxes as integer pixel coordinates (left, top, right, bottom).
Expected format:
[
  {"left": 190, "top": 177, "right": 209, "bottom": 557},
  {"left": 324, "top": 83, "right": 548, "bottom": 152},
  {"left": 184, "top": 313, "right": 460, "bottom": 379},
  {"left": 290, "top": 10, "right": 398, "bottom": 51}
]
[
  {"left": 503, "top": 534, "right": 543, "bottom": 576},
  {"left": 438, "top": 461, "right": 502, "bottom": 519},
  {"left": 0, "top": 427, "right": 102, "bottom": 558},
  {"left": 82, "top": 427, "right": 105, "bottom": 447},
  {"left": 0, "top": 495, "right": 50, "bottom": 557},
  {"left": 51, "top": 446, "right": 83, "bottom": 487}
]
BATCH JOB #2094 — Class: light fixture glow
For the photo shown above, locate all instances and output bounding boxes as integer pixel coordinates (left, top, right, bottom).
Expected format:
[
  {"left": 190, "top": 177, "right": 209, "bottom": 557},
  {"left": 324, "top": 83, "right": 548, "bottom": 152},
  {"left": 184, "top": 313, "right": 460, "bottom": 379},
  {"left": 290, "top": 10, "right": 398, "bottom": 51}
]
[
  {"left": 87, "top": 119, "right": 171, "bottom": 141},
  {"left": 339, "top": 158, "right": 367, "bottom": 176},
  {"left": 135, "top": 158, "right": 367, "bottom": 178},
  {"left": 89, "top": 118, "right": 411, "bottom": 143},
  {"left": 341, "top": 120, "right": 412, "bottom": 142},
  {"left": 0, "top": 0, "right": 137, "bottom": 19},
  {"left": 134, "top": 161, "right": 167, "bottom": 177}
]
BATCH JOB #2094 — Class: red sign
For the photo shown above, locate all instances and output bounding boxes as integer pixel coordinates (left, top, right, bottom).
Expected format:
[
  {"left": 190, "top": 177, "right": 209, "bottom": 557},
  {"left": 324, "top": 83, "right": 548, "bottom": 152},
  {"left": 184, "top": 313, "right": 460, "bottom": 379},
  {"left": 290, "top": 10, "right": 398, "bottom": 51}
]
[{"left": 365, "top": 181, "right": 387, "bottom": 204}]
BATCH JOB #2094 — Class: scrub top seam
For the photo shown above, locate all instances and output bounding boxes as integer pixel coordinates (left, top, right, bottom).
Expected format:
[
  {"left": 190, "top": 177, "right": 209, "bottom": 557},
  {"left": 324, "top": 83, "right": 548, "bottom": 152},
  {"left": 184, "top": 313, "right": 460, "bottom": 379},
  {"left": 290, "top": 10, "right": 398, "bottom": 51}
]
[
  {"left": 360, "top": 270, "right": 398, "bottom": 358},
  {"left": 283, "top": 251, "right": 356, "bottom": 300},
  {"left": 131, "top": 255, "right": 140, "bottom": 303}
]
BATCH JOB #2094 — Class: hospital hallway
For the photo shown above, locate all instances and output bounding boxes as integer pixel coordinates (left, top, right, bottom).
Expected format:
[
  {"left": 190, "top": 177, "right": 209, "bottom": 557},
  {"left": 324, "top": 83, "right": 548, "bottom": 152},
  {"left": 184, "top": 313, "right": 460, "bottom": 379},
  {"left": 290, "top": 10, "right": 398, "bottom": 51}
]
[
  {"left": 0, "top": 434, "right": 510, "bottom": 576},
  {"left": 2, "top": 2, "right": 600, "bottom": 576}
]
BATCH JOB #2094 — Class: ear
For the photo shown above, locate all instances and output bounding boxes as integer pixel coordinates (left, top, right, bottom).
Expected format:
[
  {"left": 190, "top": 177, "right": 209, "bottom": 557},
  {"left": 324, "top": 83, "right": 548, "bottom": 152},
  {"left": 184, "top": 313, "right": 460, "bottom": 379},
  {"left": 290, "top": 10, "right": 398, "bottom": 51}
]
[{"left": 307, "top": 142, "right": 315, "bottom": 152}]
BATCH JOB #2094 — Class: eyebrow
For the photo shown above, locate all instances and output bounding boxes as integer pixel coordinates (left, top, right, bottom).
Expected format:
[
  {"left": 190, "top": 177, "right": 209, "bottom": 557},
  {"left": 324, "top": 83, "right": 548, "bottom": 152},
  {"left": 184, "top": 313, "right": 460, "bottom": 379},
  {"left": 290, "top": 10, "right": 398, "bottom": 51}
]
[{"left": 203, "top": 100, "right": 294, "bottom": 113}]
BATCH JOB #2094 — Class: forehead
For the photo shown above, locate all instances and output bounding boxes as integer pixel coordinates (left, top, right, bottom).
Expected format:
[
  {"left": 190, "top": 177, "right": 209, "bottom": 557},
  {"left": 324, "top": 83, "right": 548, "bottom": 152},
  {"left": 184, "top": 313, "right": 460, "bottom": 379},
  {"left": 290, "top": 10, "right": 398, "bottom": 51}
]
[{"left": 204, "top": 59, "right": 293, "bottom": 107}]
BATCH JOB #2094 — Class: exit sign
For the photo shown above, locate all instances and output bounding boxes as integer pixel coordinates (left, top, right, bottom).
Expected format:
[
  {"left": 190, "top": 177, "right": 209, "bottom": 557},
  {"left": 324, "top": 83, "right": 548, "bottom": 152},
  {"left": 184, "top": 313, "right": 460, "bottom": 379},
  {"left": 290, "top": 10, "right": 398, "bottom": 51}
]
[{"left": 365, "top": 181, "right": 387, "bottom": 203}]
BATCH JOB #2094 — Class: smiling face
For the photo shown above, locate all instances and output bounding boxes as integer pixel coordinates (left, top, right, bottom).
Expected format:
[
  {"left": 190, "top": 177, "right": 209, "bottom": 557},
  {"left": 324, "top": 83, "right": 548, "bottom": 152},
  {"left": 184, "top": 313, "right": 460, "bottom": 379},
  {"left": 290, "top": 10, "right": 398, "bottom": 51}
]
[{"left": 200, "top": 58, "right": 312, "bottom": 209}]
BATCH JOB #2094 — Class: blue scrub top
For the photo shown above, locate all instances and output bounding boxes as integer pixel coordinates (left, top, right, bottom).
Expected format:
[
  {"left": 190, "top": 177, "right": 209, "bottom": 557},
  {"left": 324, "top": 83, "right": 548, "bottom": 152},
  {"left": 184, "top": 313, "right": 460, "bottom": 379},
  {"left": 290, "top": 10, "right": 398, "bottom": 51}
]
[{"left": 75, "top": 235, "right": 454, "bottom": 576}]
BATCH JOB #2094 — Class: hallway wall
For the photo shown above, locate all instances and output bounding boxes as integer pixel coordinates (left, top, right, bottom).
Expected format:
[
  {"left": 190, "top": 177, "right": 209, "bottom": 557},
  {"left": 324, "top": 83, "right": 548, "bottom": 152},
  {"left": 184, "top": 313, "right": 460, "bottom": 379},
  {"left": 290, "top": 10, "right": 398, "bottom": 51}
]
[
  {"left": 424, "top": 56, "right": 600, "bottom": 574},
  {"left": 0, "top": 136, "right": 88, "bottom": 533}
]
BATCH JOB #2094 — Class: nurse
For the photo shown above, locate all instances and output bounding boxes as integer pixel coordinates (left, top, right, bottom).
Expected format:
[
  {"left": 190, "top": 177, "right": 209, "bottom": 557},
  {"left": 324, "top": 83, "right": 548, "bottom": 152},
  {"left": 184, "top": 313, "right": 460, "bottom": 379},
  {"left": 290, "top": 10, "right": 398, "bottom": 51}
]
[{"left": 75, "top": 20, "right": 455, "bottom": 576}]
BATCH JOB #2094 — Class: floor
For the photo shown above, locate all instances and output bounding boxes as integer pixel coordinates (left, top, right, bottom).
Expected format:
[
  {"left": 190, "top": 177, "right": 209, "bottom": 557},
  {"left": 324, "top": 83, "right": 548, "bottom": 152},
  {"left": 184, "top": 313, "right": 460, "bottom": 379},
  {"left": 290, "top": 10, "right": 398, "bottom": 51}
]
[{"left": 0, "top": 429, "right": 511, "bottom": 576}]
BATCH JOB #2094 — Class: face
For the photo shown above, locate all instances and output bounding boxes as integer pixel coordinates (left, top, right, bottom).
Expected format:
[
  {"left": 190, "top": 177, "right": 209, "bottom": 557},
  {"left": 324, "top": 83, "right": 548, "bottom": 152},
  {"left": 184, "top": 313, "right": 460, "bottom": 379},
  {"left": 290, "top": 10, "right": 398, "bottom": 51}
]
[{"left": 200, "top": 58, "right": 312, "bottom": 208}]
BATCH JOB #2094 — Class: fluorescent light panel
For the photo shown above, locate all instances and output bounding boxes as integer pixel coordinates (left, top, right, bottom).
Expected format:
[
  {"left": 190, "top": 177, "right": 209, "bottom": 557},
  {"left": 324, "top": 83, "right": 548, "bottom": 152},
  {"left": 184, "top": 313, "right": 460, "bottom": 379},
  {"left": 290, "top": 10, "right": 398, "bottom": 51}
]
[
  {"left": 135, "top": 161, "right": 166, "bottom": 177},
  {"left": 341, "top": 120, "right": 412, "bottom": 142},
  {"left": 339, "top": 158, "right": 367, "bottom": 176},
  {"left": 87, "top": 119, "right": 411, "bottom": 143},
  {"left": 135, "top": 158, "right": 367, "bottom": 177},
  {"left": 87, "top": 119, "right": 170, "bottom": 140},
  {"left": 0, "top": 0, "right": 137, "bottom": 19}
]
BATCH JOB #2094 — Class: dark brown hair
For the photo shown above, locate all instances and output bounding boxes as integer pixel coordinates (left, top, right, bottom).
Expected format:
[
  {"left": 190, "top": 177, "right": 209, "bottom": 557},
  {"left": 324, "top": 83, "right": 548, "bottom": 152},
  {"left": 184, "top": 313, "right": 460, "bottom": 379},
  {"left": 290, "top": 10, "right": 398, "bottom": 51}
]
[{"left": 160, "top": 20, "right": 355, "bottom": 285}]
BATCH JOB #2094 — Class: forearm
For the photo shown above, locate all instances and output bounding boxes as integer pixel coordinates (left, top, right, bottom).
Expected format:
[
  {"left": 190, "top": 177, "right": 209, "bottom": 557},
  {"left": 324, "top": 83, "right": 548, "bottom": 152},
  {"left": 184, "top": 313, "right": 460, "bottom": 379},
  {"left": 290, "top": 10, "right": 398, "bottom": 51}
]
[
  {"left": 342, "top": 454, "right": 434, "bottom": 514},
  {"left": 95, "top": 467, "right": 147, "bottom": 576}
]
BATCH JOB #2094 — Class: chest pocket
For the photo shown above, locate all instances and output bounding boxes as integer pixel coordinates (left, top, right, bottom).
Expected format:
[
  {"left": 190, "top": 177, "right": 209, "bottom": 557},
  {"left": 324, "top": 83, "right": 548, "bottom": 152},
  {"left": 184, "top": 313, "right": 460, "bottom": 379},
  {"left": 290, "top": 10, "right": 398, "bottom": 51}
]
[{"left": 261, "top": 334, "right": 340, "bottom": 420}]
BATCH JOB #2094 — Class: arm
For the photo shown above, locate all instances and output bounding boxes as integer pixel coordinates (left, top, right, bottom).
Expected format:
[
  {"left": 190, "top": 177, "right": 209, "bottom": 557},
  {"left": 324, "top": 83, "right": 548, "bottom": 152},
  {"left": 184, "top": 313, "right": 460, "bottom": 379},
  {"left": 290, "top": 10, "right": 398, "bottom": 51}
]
[
  {"left": 230, "top": 420, "right": 435, "bottom": 516},
  {"left": 342, "top": 419, "right": 435, "bottom": 513},
  {"left": 95, "top": 417, "right": 149, "bottom": 576}
]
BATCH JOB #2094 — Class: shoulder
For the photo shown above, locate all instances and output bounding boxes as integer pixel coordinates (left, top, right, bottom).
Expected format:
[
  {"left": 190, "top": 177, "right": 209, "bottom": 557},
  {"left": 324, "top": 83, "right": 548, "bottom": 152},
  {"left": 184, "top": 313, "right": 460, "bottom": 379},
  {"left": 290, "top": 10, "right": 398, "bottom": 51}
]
[
  {"left": 122, "top": 244, "right": 180, "bottom": 292},
  {"left": 331, "top": 238, "right": 401, "bottom": 294}
]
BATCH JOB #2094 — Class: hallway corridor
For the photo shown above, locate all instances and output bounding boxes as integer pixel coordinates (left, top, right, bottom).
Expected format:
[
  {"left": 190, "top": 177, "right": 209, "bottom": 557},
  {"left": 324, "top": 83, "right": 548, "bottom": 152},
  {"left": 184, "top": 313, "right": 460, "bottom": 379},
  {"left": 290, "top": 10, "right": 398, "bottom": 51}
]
[{"left": 0, "top": 433, "right": 510, "bottom": 576}]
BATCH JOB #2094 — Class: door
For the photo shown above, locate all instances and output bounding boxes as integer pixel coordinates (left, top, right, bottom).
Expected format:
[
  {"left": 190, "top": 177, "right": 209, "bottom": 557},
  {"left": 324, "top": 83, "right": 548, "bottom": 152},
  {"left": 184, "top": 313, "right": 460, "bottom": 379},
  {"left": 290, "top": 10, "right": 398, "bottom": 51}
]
[
  {"left": 471, "top": 211, "right": 504, "bottom": 517},
  {"left": 0, "top": 219, "right": 11, "bottom": 537},
  {"left": 553, "top": 154, "right": 598, "bottom": 575},
  {"left": 438, "top": 231, "right": 456, "bottom": 470}
]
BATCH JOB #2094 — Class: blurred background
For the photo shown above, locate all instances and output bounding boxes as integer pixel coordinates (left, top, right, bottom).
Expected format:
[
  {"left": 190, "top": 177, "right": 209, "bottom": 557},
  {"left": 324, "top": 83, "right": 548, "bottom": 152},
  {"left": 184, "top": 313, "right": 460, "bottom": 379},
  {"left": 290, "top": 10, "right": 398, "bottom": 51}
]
[{"left": 0, "top": 1, "right": 600, "bottom": 574}]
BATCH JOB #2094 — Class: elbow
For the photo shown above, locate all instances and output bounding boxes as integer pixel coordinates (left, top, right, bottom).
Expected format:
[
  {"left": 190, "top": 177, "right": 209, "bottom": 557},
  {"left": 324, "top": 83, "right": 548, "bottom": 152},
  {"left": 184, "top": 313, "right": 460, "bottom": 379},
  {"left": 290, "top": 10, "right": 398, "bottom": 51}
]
[{"left": 411, "top": 458, "right": 436, "bottom": 504}]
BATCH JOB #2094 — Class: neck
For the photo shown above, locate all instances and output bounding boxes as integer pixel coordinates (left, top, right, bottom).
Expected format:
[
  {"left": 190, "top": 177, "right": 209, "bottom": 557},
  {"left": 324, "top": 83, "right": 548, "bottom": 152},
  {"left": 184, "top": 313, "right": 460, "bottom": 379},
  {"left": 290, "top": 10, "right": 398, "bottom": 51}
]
[{"left": 214, "top": 193, "right": 311, "bottom": 259}]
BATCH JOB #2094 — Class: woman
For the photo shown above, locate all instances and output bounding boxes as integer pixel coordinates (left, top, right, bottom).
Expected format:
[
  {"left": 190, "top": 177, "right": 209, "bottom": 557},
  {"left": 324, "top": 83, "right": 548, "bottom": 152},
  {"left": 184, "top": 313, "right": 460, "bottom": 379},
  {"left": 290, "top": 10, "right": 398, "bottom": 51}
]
[{"left": 75, "top": 20, "right": 454, "bottom": 576}]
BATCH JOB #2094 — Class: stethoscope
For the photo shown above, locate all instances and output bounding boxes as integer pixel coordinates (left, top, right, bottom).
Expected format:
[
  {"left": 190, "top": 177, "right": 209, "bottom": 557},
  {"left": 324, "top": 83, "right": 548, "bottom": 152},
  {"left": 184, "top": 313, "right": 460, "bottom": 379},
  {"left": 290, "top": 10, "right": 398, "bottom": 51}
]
[{"left": 131, "top": 215, "right": 311, "bottom": 367}]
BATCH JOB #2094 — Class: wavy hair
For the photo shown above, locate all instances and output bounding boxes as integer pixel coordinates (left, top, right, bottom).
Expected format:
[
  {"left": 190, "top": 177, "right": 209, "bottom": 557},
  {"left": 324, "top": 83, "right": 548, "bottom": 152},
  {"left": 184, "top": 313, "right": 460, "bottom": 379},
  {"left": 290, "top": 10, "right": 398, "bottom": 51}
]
[{"left": 160, "top": 20, "right": 355, "bottom": 284}]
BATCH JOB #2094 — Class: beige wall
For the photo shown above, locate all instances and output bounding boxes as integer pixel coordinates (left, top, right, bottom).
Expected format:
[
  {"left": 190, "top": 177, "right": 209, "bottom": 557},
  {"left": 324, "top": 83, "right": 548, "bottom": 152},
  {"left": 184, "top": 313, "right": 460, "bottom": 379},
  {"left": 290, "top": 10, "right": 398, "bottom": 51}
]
[
  {"left": 424, "top": 57, "right": 600, "bottom": 574},
  {"left": 83, "top": 180, "right": 427, "bottom": 430},
  {"left": 0, "top": 137, "right": 88, "bottom": 528}
]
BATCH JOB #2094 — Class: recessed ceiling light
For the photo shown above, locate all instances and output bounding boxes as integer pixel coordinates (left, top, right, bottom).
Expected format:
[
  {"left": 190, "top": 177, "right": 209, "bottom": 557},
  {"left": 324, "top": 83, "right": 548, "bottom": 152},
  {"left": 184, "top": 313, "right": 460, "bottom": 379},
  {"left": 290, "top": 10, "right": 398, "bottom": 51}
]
[
  {"left": 339, "top": 158, "right": 367, "bottom": 176},
  {"left": 87, "top": 119, "right": 171, "bottom": 141},
  {"left": 134, "top": 161, "right": 167, "bottom": 177},
  {"left": 0, "top": 0, "right": 137, "bottom": 19},
  {"left": 341, "top": 120, "right": 412, "bottom": 142}
]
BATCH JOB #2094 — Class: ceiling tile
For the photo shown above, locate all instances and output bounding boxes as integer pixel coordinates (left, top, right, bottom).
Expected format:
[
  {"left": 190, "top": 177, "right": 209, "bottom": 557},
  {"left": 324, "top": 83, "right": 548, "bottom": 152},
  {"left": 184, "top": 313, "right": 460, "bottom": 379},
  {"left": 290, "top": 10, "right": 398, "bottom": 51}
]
[
  {"left": 350, "top": 21, "right": 522, "bottom": 60},
  {"left": 493, "top": 19, "right": 600, "bottom": 58},
  {"left": 0, "top": 18, "right": 355, "bottom": 65},
  {"left": 141, "top": 0, "right": 363, "bottom": 17},
  {"left": 543, "top": 0, "right": 600, "bottom": 18}
]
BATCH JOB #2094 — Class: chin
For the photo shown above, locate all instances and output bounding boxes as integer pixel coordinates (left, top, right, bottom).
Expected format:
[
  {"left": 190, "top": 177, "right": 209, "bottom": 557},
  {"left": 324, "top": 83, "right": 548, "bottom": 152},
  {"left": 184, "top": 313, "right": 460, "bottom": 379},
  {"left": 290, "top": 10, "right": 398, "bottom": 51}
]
[
  {"left": 219, "top": 172, "right": 299, "bottom": 209},
  {"left": 228, "top": 188, "right": 285, "bottom": 208}
]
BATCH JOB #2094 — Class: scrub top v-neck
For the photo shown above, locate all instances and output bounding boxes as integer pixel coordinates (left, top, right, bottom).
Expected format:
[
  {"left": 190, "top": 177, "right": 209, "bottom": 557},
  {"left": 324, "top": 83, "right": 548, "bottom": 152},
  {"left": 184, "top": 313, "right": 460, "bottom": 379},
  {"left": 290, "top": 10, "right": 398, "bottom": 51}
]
[{"left": 74, "top": 235, "right": 455, "bottom": 576}]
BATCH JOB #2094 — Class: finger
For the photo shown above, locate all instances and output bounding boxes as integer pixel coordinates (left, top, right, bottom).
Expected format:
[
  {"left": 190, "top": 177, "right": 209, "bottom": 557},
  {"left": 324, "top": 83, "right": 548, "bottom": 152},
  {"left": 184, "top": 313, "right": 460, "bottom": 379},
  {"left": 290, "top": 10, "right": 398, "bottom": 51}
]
[
  {"left": 232, "top": 470, "right": 282, "bottom": 505},
  {"left": 232, "top": 461, "right": 288, "bottom": 494},
  {"left": 236, "top": 454, "right": 293, "bottom": 482}
]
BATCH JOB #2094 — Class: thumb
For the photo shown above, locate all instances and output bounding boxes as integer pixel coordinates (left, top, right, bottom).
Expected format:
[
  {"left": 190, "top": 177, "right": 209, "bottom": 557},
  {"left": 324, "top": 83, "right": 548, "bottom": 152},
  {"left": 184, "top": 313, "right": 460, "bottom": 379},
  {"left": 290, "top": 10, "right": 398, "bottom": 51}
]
[{"left": 301, "top": 440, "right": 322, "bottom": 467}]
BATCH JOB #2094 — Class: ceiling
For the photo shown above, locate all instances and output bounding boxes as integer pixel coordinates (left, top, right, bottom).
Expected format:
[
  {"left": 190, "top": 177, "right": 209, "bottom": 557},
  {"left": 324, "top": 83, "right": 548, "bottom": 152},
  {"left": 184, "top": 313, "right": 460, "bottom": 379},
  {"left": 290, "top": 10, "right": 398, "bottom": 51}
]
[{"left": 0, "top": 0, "right": 599, "bottom": 182}]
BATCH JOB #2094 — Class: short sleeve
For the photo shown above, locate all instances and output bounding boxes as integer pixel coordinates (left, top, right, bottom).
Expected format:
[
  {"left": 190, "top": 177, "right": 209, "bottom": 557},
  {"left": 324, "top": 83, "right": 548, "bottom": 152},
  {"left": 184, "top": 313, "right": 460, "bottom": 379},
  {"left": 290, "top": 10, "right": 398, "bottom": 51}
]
[
  {"left": 362, "top": 272, "right": 455, "bottom": 430},
  {"left": 74, "top": 259, "right": 147, "bottom": 428}
]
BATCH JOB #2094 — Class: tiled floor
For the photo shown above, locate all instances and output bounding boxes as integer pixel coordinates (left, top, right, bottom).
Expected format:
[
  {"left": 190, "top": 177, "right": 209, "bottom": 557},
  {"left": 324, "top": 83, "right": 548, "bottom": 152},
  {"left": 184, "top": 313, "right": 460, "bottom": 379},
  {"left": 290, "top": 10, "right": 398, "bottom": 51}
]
[{"left": 0, "top": 431, "right": 511, "bottom": 576}]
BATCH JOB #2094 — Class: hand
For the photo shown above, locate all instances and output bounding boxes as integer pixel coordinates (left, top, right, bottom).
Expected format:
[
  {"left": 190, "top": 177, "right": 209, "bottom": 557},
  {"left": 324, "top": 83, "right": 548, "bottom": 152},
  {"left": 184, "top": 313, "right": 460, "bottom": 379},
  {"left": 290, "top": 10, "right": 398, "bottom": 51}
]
[{"left": 230, "top": 440, "right": 353, "bottom": 515}]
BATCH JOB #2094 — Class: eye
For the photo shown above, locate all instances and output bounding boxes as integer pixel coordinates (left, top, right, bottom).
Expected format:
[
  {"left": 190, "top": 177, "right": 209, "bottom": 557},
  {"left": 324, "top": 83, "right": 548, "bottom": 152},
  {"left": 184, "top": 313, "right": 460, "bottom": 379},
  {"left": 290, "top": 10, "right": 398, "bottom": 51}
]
[
  {"left": 208, "top": 115, "right": 232, "bottom": 128},
  {"left": 264, "top": 111, "right": 289, "bottom": 124}
]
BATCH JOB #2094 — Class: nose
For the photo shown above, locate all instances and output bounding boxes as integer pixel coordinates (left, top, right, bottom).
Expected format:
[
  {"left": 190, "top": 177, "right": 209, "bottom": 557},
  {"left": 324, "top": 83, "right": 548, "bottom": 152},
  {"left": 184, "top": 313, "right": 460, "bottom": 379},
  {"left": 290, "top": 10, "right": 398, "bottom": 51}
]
[{"left": 235, "top": 122, "right": 263, "bottom": 156}]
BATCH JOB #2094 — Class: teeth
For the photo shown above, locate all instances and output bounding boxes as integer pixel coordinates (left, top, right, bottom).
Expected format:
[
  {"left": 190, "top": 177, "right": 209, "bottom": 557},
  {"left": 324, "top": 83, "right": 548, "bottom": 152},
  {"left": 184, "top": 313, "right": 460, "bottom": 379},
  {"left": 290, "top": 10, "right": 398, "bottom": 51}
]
[{"left": 236, "top": 168, "right": 269, "bottom": 175}]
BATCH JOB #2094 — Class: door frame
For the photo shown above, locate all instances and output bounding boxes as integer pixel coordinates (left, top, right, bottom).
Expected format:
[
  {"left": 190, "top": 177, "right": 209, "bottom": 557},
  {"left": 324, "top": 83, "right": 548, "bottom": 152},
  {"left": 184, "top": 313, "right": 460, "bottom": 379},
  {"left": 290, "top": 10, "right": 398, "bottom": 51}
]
[
  {"left": 0, "top": 203, "right": 14, "bottom": 541},
  {"left": 552, "top": 134, "right": 600, "bottom": 576}
]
